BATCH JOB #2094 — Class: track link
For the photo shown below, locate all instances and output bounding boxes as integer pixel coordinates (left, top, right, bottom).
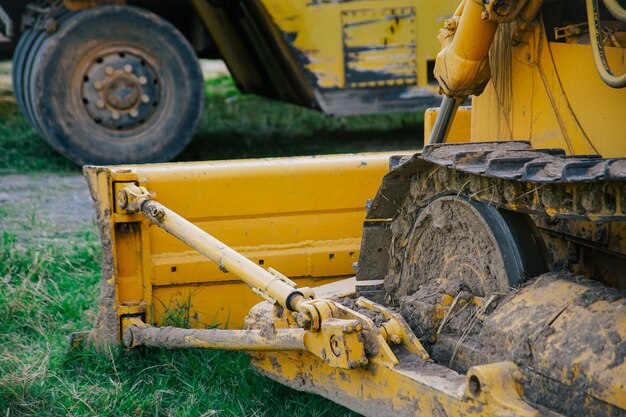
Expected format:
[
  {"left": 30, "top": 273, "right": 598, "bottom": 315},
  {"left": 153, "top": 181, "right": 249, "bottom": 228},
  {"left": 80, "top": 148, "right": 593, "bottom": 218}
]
[{"left": 368, "top": 141, "right": 626, "bottom": 222}]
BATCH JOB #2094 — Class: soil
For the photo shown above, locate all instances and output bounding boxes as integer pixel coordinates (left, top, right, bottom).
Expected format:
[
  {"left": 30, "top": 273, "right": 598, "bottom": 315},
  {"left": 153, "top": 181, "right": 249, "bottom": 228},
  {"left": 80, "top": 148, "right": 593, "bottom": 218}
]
[{"left": 0, "top": 173, "right": 96, "bottom": 247}]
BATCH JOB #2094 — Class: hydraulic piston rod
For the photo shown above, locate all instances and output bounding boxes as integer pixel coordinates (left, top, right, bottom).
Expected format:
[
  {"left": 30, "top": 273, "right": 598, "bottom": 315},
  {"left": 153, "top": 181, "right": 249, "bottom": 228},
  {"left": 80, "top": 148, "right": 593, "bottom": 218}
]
[
  {"left": 123, "top": 318, "right": 307, "bottom": 351},
  {"left": 116, "top": 185, "right": 314, "bottom": 315}
]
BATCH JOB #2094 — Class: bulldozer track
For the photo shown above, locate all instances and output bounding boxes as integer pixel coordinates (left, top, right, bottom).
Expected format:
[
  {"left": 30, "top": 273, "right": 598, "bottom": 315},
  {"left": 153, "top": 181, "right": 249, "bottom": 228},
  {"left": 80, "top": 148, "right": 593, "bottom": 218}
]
[
  {"left": 360, "top": 142, "right": 626, "bottom": 417},
  {"left": 368, "top": 141, "right": 626, "bottom": 223}
]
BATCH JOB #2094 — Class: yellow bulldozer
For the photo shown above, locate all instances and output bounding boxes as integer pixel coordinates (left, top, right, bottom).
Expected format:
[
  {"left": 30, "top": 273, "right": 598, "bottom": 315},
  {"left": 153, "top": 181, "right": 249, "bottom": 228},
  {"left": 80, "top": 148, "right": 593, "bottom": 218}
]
[
  {"left": 4, "top": 0, "right": 456, "bottom": 165},
  {"left": 75, "top": 0, "right": 625, "bottom": 416}
]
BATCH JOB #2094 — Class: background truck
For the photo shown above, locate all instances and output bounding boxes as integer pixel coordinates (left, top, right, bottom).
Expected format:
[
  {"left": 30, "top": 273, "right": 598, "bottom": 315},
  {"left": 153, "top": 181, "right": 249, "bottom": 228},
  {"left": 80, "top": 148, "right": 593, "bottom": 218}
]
[{"left": 0, "top": 0, "right": 457, "bottom": 165}]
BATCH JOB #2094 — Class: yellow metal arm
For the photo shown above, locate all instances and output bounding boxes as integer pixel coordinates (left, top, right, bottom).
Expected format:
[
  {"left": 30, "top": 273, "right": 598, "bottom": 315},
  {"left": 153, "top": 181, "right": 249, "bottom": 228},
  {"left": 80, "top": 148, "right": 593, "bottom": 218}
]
[
  {"left": 117, "top": 184, "right": 315, "bottom": 318},
  {"left": 434, "top": 0, "right": 499, "bottom": 99},
  {"left": 122, "top": 317, "right": 307, "bottom": 351}
]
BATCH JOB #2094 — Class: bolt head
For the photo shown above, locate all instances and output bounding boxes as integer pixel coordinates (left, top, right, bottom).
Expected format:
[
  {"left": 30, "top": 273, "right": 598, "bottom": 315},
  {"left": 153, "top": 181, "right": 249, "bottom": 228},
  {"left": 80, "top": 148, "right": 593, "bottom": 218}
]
[
  {"left": 138, "top": 76, "right": 148, "bottom": 86},
  {"left": 124, "top": 64, "right": 133, "bottom": 74},
  {"left": 481, "top": 9, "right": 490, "bottom": 20},
  {"left": 130, "top": 109, "right": 139, "bottom": 118},
  {"left": 116, "top": 190, "right": 128, "bottom": 209},
  {"left": 105, "top": 66, "right": 114, "bottom": 75},
  {"left": 96, "top": 99, "right": 105, "bottom": 109},
  {"left": 111, "top": 111, "right": 120, "bottom": 120},
  {"left": 94, "top": 81, "right": 103, "bottom": 90},
  {"left": 141, "top": 94, "right": 150, "bottom": 104}
]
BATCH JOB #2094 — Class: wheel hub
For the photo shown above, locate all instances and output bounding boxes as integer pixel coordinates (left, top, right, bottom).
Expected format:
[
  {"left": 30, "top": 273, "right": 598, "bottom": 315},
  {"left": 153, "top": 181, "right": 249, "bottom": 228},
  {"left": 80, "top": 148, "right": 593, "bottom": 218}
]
[{"left": 81, "top": 51, "right": 160, "bottom": 130}]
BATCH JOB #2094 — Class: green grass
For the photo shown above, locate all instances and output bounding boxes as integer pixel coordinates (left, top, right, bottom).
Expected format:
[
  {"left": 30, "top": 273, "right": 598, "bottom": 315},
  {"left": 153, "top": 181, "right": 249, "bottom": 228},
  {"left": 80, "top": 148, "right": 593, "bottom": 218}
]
[
  {"left": 0, "top": 232, "right": 357, "bottom": 416},
  {"left": 0, "top": 76, "right": 423, "bottom": 173}
]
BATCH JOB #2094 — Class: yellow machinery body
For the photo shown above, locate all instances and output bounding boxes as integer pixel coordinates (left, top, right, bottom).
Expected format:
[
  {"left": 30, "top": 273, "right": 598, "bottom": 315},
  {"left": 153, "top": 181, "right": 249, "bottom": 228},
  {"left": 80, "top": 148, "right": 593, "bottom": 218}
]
[
  {"left": 82, "top": 0, "right": 626, "bottom": 416},
  {"left": 64, "top": 0, "right": 460, "bottom": 116},
  {"left": 84, "top": 153, "right": 395, "bottom": 345}
]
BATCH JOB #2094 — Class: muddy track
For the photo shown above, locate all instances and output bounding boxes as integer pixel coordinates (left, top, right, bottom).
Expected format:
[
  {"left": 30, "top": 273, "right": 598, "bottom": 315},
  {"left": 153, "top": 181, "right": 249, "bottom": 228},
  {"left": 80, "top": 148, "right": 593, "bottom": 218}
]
[{"left": 0, "top": 173, "right": 95, "bottom": 247}]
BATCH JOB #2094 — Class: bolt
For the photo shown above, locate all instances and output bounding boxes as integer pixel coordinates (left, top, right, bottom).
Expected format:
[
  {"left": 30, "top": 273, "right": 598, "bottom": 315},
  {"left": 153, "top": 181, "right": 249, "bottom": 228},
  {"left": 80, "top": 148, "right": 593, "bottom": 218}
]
[
  {"left": 124, "top": 64, "right": 133, "bottom": 74},
  {"left": 294, "top": 313, "right": 311, "bottom": 329},
  {"left": 141, "top": 94, "right": 150, "bottom": 104},
  {"left": 481, "top": 9, "right": 490, "bottom": 20},
  {"left": 96, "top": 99, "right": 105, "bottom": 109},
  {"left": 116, "top": 190, "right": 128, "bottom": 210},
  {"left": 348, "top": 360, "right": 358, "bottom": 369},
  {"left": 330, "top": 335, "right": 342, "bottom": 357},
  {"left": 138, "top": 76, "right": 148, "bottom": 86},
  {"left": 105, "top": 66, "right": 114, "bottom": 75},
  {"left": 130, "top": 109, "right": 139, "bottom": 118},
  {"left": 390, "top": 335, "right": 402, "bottom": 345},
  {"left": 111, "top": 111, "right": 120, "bottom": 120},
  {"left": 360, "top": 357, "right": 369, "bottom": 366},
  {"left": 94, "top": 81, "right": 103, "bottom": 90},
  {"left": 342, "top": 323, "right": 354, "bottom": 333},
  {"left": 512, "top": 369, "right": 524, "bottom": 382},
  {"left": 354, "top": 323, "right": 362, "bottom": 332},
  {"left": 150, "top": 206, "right": 165, "bottom": 220}
]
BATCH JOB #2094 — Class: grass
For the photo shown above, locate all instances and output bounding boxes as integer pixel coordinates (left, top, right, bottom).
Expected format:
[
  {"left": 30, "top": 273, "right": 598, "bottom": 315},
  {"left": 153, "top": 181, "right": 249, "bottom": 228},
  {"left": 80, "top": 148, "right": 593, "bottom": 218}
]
[
  {"left": 0, "top": 232, "right": 357, "bottom": 417},
  {"left": 0, "top": 76, "right": 423, "bottom": 415},
  {"left": 0, "top": 75, "right": 423, "bottom": 174}
]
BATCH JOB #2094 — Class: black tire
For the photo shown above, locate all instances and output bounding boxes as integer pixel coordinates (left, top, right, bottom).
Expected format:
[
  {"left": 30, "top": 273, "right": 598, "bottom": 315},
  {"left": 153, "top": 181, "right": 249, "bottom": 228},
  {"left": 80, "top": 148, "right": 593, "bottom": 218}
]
[
  {"left": 12, "top": 29, "right": 36, "bottom": 118},
  {"left": 28, "top": 5, "right": 204, "bottom": 165}
]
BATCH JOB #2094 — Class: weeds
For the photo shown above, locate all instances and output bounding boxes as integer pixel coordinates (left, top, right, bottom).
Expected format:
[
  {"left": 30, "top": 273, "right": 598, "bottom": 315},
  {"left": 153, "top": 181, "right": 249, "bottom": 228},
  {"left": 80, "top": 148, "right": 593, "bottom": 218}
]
[{"left": 0, "top": 233, "right": 357, "bottom": 416}]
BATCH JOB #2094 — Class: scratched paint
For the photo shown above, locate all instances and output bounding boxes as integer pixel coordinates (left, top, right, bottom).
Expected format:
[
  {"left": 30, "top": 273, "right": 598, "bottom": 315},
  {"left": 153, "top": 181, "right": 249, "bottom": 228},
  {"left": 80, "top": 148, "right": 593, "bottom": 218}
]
[
  {"left": 258, "top": 0, "right": 458, "bottom": 90},
  {"left": 342, "top": 7, "right": 417, "bottom": 87}
]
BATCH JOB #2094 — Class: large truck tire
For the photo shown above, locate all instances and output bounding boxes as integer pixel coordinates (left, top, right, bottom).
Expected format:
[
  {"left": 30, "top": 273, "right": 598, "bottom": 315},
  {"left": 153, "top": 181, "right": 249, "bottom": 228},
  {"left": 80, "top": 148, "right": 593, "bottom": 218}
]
[{"left": 19, "top": 5, "right": 204, "bottom": 165}]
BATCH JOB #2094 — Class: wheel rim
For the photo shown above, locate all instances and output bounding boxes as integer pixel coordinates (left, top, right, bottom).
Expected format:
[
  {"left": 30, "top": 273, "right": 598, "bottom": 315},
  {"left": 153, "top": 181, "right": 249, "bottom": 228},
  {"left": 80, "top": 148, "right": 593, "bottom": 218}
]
[
  {"left": 388, "top": 195, "right": 546, "bottom": 339},
  {"left": 78, "top": 46, "right": 161, "bottom": 132},
  {"left": 397, "top": 196, "right": 528, "bottom": 298}
]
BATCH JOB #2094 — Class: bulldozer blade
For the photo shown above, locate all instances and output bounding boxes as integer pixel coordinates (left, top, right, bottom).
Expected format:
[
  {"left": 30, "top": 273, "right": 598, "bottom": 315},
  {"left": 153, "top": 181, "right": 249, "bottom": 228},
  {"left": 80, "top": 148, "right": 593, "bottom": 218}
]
[{"left": 83, "top": 153, "right": 400, "bottom": 347}]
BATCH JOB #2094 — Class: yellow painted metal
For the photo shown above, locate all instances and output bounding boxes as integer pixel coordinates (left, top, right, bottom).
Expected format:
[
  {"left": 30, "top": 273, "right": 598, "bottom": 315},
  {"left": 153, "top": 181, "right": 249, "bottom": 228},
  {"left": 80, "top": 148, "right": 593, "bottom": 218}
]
[
  {"left": 84, "top": 153, "right": 395, "bottom": 342},
  {"left": 117, "top": 187, "right": 313, "bottom": 313},
  {"left": 424, "top": 105, "right": 472, "bottom": 143},
  {"left": 122, "top": 317, "right": 307, "bottom": 351},
  {"left": 471, "top": 20, "right": 626, "bottom": 157},
  {"left": 244, "top": 301, "right": 543, "bottom": 417},
  {"left": 257, "top": 0, "right": 459, "bottom": 90},
  {"left": 434, "top": 0, "right": 499, "bottom": 98},
  {"left": 63, "top": 0, "right": 125, "bottom": 10}
]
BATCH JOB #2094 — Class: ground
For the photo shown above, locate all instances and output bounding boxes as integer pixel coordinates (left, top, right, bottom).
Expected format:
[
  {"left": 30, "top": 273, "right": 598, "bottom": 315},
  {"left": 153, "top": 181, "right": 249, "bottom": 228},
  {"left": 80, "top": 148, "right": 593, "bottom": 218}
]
[{"left": 0, "top": 62, "right": 422, "bottom": 416}]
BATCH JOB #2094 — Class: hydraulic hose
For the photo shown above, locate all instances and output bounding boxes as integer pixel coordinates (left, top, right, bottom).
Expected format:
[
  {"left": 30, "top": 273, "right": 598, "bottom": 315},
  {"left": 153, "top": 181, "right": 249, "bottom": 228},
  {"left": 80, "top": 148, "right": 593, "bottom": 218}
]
[
  {"left": 586, "top": 0, "right": 626, "bottom": 88},
  {"left": 602, "top": 0, "right": 626, "bottom": 22}
]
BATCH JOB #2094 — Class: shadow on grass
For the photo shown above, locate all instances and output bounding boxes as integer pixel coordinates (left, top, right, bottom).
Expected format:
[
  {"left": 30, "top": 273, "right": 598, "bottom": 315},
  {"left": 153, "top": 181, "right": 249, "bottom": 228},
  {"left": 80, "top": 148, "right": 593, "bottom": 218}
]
[{"left": 0, "top": 77, "right": 423, "bottom": 173}]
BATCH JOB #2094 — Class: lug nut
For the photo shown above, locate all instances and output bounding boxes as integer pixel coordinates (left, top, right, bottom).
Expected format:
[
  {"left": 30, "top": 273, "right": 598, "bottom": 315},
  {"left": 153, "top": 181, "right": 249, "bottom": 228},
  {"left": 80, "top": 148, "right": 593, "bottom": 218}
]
[
  {"left": 130, "top": 109, "right": 139, "bottom": 118},
  {"left": 111, "top": 111, "right": 120, "bottom": 120},
  {"left": 141, "top": 94, "right": 150, "bottom": 104},
  {"left": 94, "top": 81, "right": 103, "bottom": 90},
  {"left": 124, "top": 64, "right": 133, "bottom": 73},
  {"left": 105, "top": 66, "right": 114, "bottom": 75},
  {"left": 138, "top": 76, "right": 148, "bottom": 85},
  {"left": 96, "top": 99, "right": 105, "bottom": 109}
]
